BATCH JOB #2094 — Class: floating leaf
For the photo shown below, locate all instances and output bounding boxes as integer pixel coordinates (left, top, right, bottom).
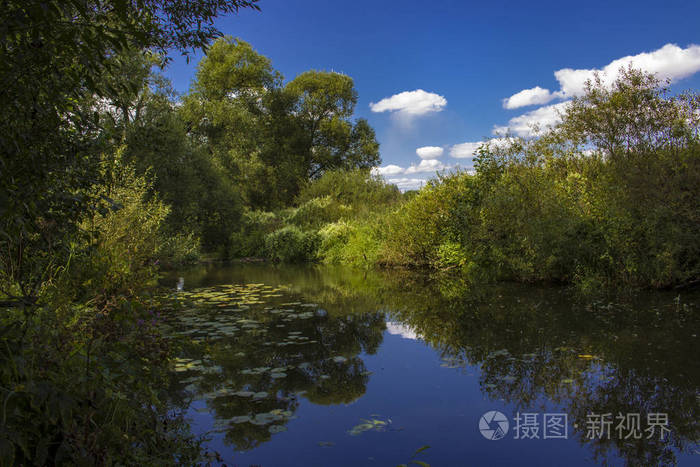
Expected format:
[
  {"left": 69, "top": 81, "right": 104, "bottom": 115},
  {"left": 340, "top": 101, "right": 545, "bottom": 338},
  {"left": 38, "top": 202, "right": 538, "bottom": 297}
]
[{"left": 231, "top": 416, "right": 251, "bottom": 424}]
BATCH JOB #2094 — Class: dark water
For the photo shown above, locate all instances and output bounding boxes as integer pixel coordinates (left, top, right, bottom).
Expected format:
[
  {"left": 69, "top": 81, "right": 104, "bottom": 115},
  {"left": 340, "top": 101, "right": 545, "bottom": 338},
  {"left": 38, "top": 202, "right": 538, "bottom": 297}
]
[{"left": 159, "top": 263, "right": 700, "bottom": 466}]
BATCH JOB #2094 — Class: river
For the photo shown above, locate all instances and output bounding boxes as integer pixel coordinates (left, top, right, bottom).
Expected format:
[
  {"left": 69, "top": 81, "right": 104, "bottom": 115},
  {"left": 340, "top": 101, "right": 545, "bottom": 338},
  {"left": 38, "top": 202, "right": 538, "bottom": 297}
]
[{"left": 159, "top": 263, "right": 700, "bottom": 466}]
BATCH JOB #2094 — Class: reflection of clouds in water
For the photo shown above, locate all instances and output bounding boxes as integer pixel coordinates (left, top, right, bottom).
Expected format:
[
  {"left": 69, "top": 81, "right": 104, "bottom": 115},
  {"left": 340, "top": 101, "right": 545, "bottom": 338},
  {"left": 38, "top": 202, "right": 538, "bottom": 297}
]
[{"left": 385, "top": 321, "right": 420, "bottom": 340}]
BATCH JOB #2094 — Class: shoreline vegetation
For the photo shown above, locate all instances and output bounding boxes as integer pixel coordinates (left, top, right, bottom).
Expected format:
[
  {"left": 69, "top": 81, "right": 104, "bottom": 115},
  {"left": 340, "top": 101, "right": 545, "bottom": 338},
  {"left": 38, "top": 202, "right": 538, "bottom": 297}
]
[{"left": 1, "top": 1, "right": 698, "bottom": 464}]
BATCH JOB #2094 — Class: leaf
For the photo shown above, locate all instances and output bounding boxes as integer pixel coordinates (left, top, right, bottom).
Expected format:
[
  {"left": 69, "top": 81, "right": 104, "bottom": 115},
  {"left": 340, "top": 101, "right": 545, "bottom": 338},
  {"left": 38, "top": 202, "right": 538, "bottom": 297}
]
[{"left": 413, "top": 445, "right": 431, "bottom": 456}]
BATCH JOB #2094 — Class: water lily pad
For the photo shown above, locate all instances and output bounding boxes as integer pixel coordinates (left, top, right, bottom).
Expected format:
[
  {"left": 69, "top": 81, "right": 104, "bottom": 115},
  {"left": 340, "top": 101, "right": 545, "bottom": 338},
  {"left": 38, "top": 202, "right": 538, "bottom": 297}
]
[
  {"left": 347, "top": 417, "right": 391, "bottom": 436},
  {"left": 269, "top": 425, "right": 287, "bottom": 433},
  {"left": 231, "top": 415, "right": 251, "bottom": 424}
]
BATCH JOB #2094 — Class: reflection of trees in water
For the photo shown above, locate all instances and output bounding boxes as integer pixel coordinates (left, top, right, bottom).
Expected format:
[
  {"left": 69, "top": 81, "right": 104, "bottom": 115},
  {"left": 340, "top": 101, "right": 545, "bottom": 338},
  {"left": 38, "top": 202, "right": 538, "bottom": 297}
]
[
  {"left": 385, "top": 277, "right": 700, "bottom": 466},
  {"left": 168, "top": 264, "right": 699, "bottom": 464},
  {"left": 171, "top": 295, "right": 385, "bottom": 452}
]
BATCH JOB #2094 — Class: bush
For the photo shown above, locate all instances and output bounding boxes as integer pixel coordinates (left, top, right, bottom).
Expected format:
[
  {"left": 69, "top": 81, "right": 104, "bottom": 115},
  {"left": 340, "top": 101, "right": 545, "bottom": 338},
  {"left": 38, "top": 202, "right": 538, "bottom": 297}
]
[
  {"left": 264, "top": 226, "right": 320, "bottom": 262},
  {"left": 318, "top": 218, "right": 384, "bottom": 267},
  {"left": 229, "top": 210, "right": 283, "bottom": 258},
  {"left": 286, "top": 196, "right": 352, "bottom": 229},
  {"left": 157, "top": 232, "right": 201, "bottom": 267},
  {"left": 297, "top": 168, "right": 402, "bottom": 217},
  {"left": 75, "top": 159, "right": 172, "bottom": 297}
]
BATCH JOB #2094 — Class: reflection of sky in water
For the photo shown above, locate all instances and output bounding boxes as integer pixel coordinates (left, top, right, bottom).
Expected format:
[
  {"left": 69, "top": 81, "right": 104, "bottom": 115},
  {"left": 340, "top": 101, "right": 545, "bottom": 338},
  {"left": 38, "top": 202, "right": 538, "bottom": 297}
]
[
  {"left": 162, "top": 264, "right": 700, "bottom": 466},
  {"left": 385, "top": 321, "right": 420, "bottom": 340}
]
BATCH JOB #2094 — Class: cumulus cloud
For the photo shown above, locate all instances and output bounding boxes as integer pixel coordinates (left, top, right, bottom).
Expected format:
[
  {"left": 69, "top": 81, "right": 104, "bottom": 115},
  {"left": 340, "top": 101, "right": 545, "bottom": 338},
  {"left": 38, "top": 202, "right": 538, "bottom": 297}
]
[
  {"left": 371, "top": 164, "right": 405, "bottom": 176},
  {"left": 386, "top": 178, "right": 426, "bottom": 191},
  {"left": 449, "top": 142, "right": 482, "bottom": 159},
  {"left": 556, "top": 43, "right": 700, "bottom": 97},
  {"left": 502, "top": 86, "right": 557, "bottom": 109},
  {"left": 449, "top": 137, "right": 517, "bottom": 158},
  {"left": 405, "top": 159, "right": 450, "bottom": 174},
  {"left": 493, "top": 101, "right": 570, "bottom": 137},
  {"left": 503, "top": 43, "right": 700, "bottom": 109},
  {"left": 416, "top": 146, "right": 444, "bottom": 159},
  {"left": 370, "top": 89, "right": 447, "bottom": 117}
]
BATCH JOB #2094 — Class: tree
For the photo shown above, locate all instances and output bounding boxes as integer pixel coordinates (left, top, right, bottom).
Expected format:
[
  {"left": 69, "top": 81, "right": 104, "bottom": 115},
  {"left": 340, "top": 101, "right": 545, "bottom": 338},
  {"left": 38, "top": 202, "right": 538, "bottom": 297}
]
[
  {"left": 181, "top": 39, "right": 381, "bottom": 210},
  {"left": 285, "top": 71, "right": 380, "bottom": 179},
  {"left": 0, "top": 0, "right": 260, "bottom": 303}
]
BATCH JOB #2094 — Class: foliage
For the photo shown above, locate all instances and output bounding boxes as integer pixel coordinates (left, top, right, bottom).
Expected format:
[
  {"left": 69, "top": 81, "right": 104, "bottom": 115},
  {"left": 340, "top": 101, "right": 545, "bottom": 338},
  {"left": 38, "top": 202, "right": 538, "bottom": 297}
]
[
  {"left": 229, "top": 168, "right": 402, "bottom": 263},
  {"left": 374, "top": 69, "right": 700, "bottom": 288},
  {"left": 229, "top": 210, "right": 285, "bottom": 258},
  {"left": 319, "top": 218, "right": 386, "bottom": 267},
  {"left": 0, "top": 0, "right": 259, "bottom": 305},
  {"left": 76, "top": 156, "right": 171, "bottom": 297},
  {"left": 181, "top": 38, "right": 381, "bottom": 209},
  {"left": 1, "top": 1, "right": 258, "bottom": 463},
  {"left": 0, "top": 296, "right": 202, "bottom": 465},
  {"left": 297, "top": 168, "right": 402, "bottom": 211},
  {"left": 264, "top": 226, "right": 320, "bottom": 263}
]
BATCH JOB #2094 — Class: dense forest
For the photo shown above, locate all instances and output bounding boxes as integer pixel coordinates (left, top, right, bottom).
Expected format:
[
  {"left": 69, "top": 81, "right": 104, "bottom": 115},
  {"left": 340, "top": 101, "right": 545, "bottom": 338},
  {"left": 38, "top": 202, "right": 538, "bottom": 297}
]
[{"left": 1, "top": 0, "right": 699, "bottom": 464}]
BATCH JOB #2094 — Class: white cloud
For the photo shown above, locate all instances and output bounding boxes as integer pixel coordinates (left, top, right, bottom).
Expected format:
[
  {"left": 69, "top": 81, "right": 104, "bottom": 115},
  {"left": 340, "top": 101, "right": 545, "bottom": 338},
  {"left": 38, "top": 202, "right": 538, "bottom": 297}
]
[
  {"left": 371, "top": 164, "right": 405, "bottom": 176},
  {"left": 385, "top": 321, "right": 420, "bottom": 340},
  {"left": 416, "top": 146, "right": 444, "bottom": 159},
  {"left": 405, "top": 159, "right": 449, "bottom": 174},
  {"left": 502, "top": 86, "right": 557, "bottom": 109},
  {"left": 503, "top": 43, "right": 700, "bottom": 109},
  {"left": 493, "top": 101, "right": 571, "bottom": 137},
  {"left": 556, "top": 43, "right": 700, "bottom": 97},
  {"left": 386, "top": 177, "right": 427, "bottom": 191},
  {"left": 449, "top": 137, "right": 517, "bottom": 158},
  {"left": 370, "top": 89, "right": 447, "bottom": 116},
  {"left": 449, "top": 142, "right": 482, "bottom": 159}
]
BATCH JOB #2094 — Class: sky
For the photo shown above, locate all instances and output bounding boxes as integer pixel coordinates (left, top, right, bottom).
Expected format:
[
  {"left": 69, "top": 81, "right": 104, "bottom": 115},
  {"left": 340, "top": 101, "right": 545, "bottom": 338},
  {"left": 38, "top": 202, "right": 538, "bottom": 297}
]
[{"left": 164, "top": 0, "right": 700, "bottom": 191}]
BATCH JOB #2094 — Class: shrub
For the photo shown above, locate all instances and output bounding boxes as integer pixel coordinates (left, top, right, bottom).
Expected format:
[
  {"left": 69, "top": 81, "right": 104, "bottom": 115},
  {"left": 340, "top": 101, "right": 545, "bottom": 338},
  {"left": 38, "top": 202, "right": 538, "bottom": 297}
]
[
  {"left": 157, "top": 232, "right": 201, "bottom": 267},
  {"left": 297, "top": 168, "right": 402, "bottom": 217},
  {"left": 75, "top": 160, "right": 172, "bottom": 297},
  {"left": 229, "top": 210, "right": 283, "bottom": 258},
  {"left": 318, "top": 218, "right": 384, "bottom": 267},
  {"left": 264, "top": 226, "right": 320, "bottom": 262},
  {"left": 286, "top": 196, "right": 352, "bottom": 229}
]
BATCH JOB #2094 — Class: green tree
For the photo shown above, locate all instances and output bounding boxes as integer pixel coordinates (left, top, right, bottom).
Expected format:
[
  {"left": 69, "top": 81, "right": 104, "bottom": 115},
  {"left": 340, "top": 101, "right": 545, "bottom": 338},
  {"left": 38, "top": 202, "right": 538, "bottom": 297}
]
[
  {"left": 286, "top": 71, "right": 380, "bottom": 179},
  {"left": 1, "top": 0, "right": 260, "bottom": 303},
  {"left": 181, "top": 39, "right": 381, "bottom": 210}
]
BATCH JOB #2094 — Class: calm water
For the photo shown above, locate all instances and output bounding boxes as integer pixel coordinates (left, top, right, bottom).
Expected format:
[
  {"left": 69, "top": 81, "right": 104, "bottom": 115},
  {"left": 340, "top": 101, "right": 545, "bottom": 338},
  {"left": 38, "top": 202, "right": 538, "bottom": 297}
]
[{"left": 159, "top": 264, "right": 700, "bottom": 466}]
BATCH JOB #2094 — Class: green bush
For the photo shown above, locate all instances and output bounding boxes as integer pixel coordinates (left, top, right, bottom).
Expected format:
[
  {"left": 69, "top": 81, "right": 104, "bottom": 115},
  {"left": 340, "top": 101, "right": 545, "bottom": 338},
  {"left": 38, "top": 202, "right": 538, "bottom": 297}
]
[
  {"left": 264, "top": 225, "right": 320, "bottom": 262},
  {"left": 297, "top": 168, "right": 402, "bottom": 217},
  {"left": 286, "top": 196, "right": 352, "bottom": 229},
  {"left": 229, "top": 210, "right": 283, "bottom": 258},
  {"left": 318, "top": 218, "right": 384, "bottom": 267},
  {"left": 157, "top": 232, "right": 201, "bottom": 267},
  {"left": 75, "top": 159, "right": 172, "bottom": 297}
]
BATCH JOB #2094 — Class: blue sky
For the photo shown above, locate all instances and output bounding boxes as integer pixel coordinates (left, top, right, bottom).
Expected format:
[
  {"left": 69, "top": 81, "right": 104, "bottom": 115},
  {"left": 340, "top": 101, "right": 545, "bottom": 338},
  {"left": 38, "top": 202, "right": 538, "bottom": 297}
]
[{"left": 164, "top": 0, "right": 700, "bottom": 190}]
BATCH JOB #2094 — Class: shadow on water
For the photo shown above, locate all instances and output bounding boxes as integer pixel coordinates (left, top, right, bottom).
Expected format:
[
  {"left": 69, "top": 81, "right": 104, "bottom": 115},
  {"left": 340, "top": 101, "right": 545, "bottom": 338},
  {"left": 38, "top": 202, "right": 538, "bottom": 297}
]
[{"left": 159, "top": 263, "right": 700, "bottom": 466}]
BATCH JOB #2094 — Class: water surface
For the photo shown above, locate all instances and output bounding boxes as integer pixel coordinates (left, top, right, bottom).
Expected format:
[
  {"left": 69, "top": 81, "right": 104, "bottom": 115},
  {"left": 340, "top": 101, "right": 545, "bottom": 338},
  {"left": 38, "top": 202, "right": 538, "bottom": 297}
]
[{"left": 160, "top": 264, "right": 700, "bottom": 466}]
